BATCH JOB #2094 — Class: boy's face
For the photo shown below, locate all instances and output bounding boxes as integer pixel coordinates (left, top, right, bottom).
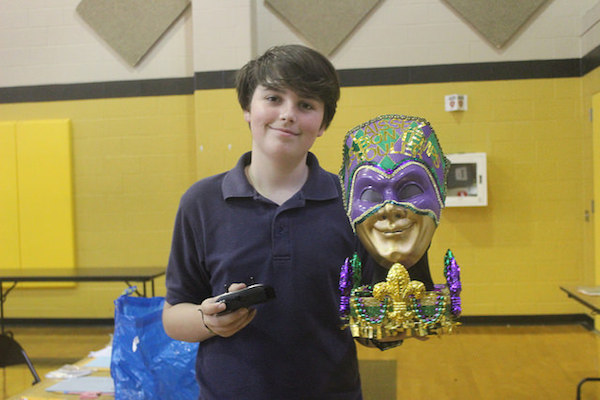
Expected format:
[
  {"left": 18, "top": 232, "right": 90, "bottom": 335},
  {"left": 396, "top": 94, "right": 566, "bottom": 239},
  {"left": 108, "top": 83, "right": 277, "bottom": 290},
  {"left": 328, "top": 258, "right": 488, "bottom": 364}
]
[{"left": 244, "top": 85, "right": 325, "bottom": 162}]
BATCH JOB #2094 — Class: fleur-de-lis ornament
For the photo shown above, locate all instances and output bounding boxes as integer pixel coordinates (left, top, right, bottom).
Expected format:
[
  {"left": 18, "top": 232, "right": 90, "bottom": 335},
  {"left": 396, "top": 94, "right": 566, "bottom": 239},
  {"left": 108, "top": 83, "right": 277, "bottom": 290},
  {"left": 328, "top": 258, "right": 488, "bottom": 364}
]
[{"left": 373, "top": 263, "right": 425, "bottom": 327}]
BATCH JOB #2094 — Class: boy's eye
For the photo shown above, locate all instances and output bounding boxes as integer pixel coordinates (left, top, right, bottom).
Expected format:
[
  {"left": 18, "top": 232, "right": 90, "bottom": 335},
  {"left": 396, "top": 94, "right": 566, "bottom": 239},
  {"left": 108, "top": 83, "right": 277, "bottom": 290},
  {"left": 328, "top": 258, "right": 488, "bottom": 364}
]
[
  {"left": 360, "top": 188, "right": 383, "bottom": 203},
  {"left": 299, "top": 102, "right": 314, "bottom": 110},
  {"left": 397, "top": 184, "right": 423, "bottom": 200},
  {"left": 266, "top": 95, "right": 280, "bottom": 102}
]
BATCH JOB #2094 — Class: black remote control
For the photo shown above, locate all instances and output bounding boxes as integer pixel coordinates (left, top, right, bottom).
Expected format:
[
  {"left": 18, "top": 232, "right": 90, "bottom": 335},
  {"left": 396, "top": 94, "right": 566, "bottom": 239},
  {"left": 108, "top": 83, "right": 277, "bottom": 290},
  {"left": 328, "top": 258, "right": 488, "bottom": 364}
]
[{"left": 216, "top": 284, "right": 276, "bottom": 315}]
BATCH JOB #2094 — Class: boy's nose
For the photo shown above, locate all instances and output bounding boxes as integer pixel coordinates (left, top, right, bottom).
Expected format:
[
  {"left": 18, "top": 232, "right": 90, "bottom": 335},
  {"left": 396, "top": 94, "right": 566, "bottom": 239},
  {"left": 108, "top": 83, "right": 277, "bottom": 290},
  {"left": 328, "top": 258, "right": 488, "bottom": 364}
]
[{"left": 280, "top": 103, "right": 296, "bottom": 122}]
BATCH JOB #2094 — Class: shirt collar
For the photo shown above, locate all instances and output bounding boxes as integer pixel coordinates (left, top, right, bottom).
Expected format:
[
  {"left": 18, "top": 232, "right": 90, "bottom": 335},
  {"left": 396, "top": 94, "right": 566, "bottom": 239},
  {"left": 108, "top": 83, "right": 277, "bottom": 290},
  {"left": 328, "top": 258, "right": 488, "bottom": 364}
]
[{"left": 222, "top": 152, "right": 339, "bottom": 201}]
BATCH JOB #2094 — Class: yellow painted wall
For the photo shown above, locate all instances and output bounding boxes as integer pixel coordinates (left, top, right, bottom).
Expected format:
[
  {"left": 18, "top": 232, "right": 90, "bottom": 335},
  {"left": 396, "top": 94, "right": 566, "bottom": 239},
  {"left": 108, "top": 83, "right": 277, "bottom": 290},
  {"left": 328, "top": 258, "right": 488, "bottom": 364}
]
[
  {"left": 584, "top": 68, "right": 600, "bottom": 332},
  {"left": 0, "top": 122, "right": 20, "bottom": 269},
  {"left": 194, "top": 90, "right": 251, "bottom": 177},
  {"left": 0, "top": 73, "right": 594, "bottom": 318},
  {"left": 581, "top": 69, "right": 600, "bottom": 329},
  {"left": 592, "top": 93, "right": 600, "bottom": 287}
]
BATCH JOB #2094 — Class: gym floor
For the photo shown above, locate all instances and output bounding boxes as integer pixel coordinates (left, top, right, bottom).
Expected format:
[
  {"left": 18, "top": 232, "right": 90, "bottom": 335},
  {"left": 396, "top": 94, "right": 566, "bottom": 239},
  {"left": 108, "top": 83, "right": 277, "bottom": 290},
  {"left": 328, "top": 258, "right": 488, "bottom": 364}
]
[{"left": 2, "top": 323, "right": 598, "bottom": 400}]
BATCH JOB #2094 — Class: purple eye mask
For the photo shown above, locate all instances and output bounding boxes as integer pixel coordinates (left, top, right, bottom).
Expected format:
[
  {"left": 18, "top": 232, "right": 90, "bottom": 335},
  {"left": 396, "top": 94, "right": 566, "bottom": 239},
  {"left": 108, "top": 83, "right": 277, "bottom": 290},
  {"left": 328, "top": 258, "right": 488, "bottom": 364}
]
[
  {"left": 340, "top": 114, "right": 449, "bottom": 228},
  {"left": 349, "top": 163, "right": 442, "bottom": 227}
]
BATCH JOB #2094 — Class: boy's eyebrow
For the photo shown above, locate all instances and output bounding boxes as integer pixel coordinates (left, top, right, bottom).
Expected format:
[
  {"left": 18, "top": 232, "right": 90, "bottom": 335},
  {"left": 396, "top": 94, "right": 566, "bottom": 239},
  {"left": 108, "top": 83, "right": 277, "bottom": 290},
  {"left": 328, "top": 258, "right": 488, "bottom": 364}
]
[
  {"left": 260, "top": 82, "right": 284, "bottom": 91},
  {"left": 261, "top": 84, "right": 321, "bottom": 101}
]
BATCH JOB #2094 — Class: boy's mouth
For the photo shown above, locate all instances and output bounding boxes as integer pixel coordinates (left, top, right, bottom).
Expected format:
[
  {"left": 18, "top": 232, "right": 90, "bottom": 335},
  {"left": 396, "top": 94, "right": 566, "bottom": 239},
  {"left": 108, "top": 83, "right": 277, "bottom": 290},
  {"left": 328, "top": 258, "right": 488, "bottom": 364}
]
[{"left": 269, "top": 125, "right": 299, "bottom": 136}]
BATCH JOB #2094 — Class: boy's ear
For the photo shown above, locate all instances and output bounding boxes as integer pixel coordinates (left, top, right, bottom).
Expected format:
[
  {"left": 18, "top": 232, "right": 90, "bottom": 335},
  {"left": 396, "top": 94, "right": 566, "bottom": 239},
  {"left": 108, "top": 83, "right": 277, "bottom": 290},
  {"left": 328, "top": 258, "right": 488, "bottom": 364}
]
[
  {"left": 243, "top": 109, "right": 251, "bottom": 123},
  {"left": 317, "top": 127, "right": 325, "bottom": 137}
]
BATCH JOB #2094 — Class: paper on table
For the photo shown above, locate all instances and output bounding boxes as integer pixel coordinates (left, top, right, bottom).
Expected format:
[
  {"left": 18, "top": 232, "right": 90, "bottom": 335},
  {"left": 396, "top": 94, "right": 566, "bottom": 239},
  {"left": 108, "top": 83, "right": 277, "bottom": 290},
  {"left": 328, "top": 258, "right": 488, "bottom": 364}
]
[
  {"left": 577, "top": 286, "right": 600, "bottom": 296},
  {"left": 45, "top": 364, "right": 93, "bottom": 379},
  {"left": 84, "top": 343, "right": 112, "bottom": 368},
  {"left": 45, "top": 376, "right": 114, "bottom": 394},
  {"left": 88, "top": 344, "right": 112, "bottom": 358},
  {"left": 83, "top": 356, "right": 111, "bottom": 368}
]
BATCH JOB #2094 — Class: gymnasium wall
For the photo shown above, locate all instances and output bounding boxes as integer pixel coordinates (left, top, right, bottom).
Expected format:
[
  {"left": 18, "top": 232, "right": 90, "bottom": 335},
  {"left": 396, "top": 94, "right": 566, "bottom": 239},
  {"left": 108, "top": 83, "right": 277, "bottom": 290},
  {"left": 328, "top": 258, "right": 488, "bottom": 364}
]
[
  {"left": 0, "top": 0, "right": 599, "bottom": 319},
  {"left": 196, "top": 75, "right": 590, "bottom": 317},
  {"left": 0, "top": 96, "right": 195, "bottom": 318}
]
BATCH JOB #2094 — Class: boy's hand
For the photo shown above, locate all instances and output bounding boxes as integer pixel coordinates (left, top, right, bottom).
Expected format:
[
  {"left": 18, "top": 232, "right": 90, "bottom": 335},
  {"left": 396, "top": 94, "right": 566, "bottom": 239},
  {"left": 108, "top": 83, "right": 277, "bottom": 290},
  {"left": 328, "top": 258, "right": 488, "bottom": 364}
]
[
  {"left": 198, "top": 283, "right": 257, "bottom": 338},
  {"left": 377, "top": 333, "right": 408, "bottom": 342},
  {"left": 378, "top": 332, "right": 429, "bottom": 342}
]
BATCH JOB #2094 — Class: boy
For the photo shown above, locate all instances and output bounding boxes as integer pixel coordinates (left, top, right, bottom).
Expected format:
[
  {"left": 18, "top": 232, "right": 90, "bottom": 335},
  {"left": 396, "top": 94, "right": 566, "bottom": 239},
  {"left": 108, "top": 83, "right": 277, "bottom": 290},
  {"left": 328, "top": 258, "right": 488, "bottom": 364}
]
[{"left": 162, "top": 44, "right": 363, "bottom": 399}]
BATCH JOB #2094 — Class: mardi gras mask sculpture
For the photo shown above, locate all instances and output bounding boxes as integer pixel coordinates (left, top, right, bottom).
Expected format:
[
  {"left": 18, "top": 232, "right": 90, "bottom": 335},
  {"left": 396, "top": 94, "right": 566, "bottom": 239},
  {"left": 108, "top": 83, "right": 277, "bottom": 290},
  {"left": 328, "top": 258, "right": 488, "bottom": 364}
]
[{"left": 338, "top": 115, "right": 461, "bottom": 338}]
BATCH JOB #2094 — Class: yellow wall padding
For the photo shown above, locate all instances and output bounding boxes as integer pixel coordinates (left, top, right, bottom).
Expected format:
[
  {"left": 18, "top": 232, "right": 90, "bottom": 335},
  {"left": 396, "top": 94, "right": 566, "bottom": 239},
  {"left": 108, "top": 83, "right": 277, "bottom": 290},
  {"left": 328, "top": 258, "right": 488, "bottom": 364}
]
[
  {"left": 0, "top": 122, "right": 20, "bottom": 269},
  {"left": 16, "top": 119, "right": 75, "bottom": 269}
]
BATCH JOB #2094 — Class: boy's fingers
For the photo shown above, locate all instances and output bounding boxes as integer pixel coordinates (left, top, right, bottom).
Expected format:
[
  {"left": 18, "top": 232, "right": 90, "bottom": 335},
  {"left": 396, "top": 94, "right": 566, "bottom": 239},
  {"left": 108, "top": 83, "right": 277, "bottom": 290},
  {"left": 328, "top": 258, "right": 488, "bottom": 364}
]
[
  {"left": 227, "top": 282, "right": 247, "bottom": 292},
  {"left": 213, "top": 308, "right": 256, "bottom": 338},
  {"left": 231, "top": 309, "right": 257, "bottom": 333},
  {"left": 200, "top": 298, "right": 226, "bottom": 315}
]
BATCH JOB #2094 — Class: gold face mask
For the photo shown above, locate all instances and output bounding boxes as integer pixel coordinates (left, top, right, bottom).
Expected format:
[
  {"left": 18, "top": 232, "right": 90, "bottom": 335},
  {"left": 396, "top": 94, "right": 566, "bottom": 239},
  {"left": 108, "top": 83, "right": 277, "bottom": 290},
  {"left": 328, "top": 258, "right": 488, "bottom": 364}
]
[{"left": 355, "top": 203, "right": 436, "bottom": 269}]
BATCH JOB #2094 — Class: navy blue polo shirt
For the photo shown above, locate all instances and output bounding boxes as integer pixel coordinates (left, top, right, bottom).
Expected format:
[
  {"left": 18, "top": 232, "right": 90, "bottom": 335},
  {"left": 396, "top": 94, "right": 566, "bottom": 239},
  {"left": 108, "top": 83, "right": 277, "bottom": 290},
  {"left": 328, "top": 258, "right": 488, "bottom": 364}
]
[{"left": 166, "top": 152, "right": 363, "bottom": 400}]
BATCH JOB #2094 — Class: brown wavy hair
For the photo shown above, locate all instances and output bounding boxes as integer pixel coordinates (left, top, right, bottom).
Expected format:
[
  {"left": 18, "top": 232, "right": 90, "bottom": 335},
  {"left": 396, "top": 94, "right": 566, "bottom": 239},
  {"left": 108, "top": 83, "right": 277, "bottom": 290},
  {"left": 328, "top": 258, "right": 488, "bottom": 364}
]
[{"left": 235, "top": 44, "right": 340, "bottom": 129}]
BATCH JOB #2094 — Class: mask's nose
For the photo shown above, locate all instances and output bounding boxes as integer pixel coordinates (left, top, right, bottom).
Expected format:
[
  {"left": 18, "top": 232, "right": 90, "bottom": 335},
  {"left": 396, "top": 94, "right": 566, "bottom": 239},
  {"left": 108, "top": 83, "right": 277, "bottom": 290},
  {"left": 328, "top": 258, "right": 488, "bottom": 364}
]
[{"left": 378, "top": 202, "right": 408, "bottom": 222}]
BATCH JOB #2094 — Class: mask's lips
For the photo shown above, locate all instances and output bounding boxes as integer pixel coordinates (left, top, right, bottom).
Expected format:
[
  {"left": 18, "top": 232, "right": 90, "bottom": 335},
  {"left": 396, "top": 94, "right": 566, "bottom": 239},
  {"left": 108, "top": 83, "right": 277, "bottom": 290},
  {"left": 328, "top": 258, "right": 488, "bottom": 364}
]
[{"left": 376, "top": 221, "right": 414, "bottom": 236}]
